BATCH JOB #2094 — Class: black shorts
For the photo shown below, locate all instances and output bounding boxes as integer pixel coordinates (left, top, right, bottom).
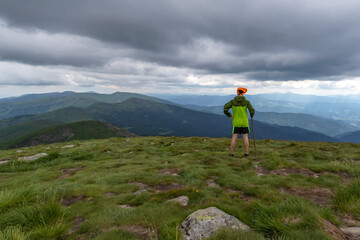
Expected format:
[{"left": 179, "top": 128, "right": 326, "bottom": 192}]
[{"left": 232, "top": 127, "right": 249, "bottom": 135}]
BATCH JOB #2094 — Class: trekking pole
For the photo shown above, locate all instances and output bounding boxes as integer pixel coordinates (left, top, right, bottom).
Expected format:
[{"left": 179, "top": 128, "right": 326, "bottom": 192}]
[{"left": 251, "top": 118, "right": 257, "bottom": 156}]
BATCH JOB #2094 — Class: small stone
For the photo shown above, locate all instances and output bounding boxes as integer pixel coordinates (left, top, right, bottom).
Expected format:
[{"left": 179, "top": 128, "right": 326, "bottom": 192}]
[
  {"left": 16, "top": 150, "right": 24, "bottom": 153},
  {"left": 134, "top": 189, "right": 147, "bottom": 195},
  {"left": 166, "top": 196, "right": 189, "bottom": 206},
  {"left": 61, "top": 145, "right": 76, "bottom": 149},
  {"left": 206, "top": 179, "right": 220, "bottom": 188},
  {"left": 0, "top": 160, "right": 9, "bottom": 165},
  {"left": 18, "top": 153, "right": 48, "bottom": 161},
  {"left": 118, "top": 204, "right": 133, "bottom": 209}
]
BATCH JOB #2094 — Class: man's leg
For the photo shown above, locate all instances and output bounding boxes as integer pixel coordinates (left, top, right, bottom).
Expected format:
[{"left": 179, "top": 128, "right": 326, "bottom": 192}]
[
  {"left": 230, "top": 134, "right": 238, "bottom": 155},
  {"left": 243, "top": 133, "right": 249, "bottom": 155}
]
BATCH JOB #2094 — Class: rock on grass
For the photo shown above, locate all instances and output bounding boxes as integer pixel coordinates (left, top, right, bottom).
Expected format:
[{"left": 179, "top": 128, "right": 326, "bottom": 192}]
[{"left": 180, "top": 207, "right": 250, "bottom": 240}]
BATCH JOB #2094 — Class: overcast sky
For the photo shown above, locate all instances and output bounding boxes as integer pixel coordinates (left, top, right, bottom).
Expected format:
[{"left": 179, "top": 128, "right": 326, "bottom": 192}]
[{"left": 1, "top": 0, "right": 360, "bottom": 97}]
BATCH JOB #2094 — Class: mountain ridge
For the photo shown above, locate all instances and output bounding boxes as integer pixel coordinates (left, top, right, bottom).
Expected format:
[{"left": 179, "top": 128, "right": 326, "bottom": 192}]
[{"left": 0, "top": 97, "right": 341, "bottom": 148}]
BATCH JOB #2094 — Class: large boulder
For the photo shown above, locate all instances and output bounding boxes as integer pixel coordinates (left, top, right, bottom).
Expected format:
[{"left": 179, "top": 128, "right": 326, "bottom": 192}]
[{"left": 180, "top": 207, "right": 250, "bottom": 240}]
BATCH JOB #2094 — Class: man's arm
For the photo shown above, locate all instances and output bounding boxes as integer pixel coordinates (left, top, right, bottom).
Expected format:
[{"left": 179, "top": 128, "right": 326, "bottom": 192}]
[
  {"left": 223, "top": 100, "right": 233, "bottom": 118},
  {"left": 246, "top": 100, "right": 255, "bottom": 118}
]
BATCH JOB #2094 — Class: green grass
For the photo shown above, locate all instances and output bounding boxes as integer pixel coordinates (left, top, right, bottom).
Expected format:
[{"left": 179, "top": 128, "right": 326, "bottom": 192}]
[
  {"left": 333, "top": 180, "right": 360, "bottom": 217},
  {"left": 0, "top": 137, "right": 359, "bottom": 239}
]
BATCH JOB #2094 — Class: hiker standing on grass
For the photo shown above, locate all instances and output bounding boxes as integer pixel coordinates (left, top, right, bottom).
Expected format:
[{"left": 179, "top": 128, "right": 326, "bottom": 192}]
[{"left": 224, "top": 87, "right": 255, "bottom": 157}]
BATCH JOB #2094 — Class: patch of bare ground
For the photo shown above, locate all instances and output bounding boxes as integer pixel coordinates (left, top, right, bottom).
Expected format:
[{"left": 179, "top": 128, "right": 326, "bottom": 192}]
[
  {"left": 340, "top": 215, "right": 360, "bottom": 227},
  {"left": 158, "top": 168, "right": 182, "bottom": 176},
  {"left": 120, "top": 225, "right": 157, "bottom": 239},
  {"left": 254, "top": 166, "right": 351, "bottom": 182},
  {"left": 253, "top": 165, "right": 270, "bottom": 176},
  {"left": 104, "top": 192, "right": 116, "bottom": 197},
  {"left": 0, "top": 160, "right": 9, "bottom": 165},
  {"left": 323, "top": 220, "right": 348, "bottom": 240},
  {"left": 0, "top": 158, "right": 11, "bottom": 165},
  {"left": 57, "top": 166, "right": 86, "bottom": 179},
  {"left": 227, "top": 189, "right": 255, "bottom": 202},
  {"left": 206, "top": 179, "right": 220, "bottom": 188},
  {"left": 254, "top": 166, "right": 320, "bottom": 178},
  {"left": 130, "top": 182, "right": 184, "bottom": 194},
  {"left": 131, "top": 182, "right": 149, "bottom": 189},
  {"left": 101, "top": 226, "right": 120, "bottom": 233},
  {"left": 131, "top": 182, "right": 150, "bottom": 194},
  {"left": 62, "top": 195, "right": 86, "bottom": 206},
  {"left": 279, "top": 187, "right": 333, "bottom": 207},
  {"left": 153, "top": 182, "right": 185, "bottom": 193},
  {"left": 66, "top": 216, "right": 87, "bottom": 235},
  {"left": 272, "top": 168, "right": 319, "bottom": 177}
]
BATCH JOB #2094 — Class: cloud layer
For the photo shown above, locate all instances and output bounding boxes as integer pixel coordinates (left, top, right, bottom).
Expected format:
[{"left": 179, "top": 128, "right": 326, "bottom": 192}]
[{"left": 0, "top": 0, "right": 360, "bottom": 95}]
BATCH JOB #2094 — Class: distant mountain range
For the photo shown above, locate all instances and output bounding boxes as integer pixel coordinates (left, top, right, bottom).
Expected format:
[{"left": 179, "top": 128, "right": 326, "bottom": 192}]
[
  {"left": 183, "top": 105, "right": 358, "bottom": 137},
  {"left": 0, "top": 91, "right": 169, "bottom": 120},
  {"left": 335, "top": 130, "right": 360, "bottom": 143},
  {"left": 0, "top": 95, "right": 343, "bottom": 149},
  {"left": 151, "top": 93, "right": 360, "bottom": 123}
]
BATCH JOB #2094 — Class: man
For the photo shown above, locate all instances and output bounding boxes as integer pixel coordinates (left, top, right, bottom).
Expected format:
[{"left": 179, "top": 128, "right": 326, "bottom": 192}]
[{"left": 224, "top": 87, "right": 255, "bottom": 157}]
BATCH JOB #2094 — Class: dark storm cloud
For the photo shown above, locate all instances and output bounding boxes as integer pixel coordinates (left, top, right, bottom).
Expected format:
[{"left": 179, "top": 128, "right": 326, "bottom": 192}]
[{"left": 0, "top": 0, "right": 360, "bottom": 80}]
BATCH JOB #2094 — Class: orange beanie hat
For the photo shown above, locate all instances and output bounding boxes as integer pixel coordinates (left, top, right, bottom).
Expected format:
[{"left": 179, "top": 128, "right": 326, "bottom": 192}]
[{"left": 237, "top": 87, "right": 247, "bottom": 95}]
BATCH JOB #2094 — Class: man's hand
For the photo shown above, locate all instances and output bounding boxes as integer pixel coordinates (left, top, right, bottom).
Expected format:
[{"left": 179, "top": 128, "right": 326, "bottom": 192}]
[{"left": 229, "top": 116, "right": 233, "bottom": 120}]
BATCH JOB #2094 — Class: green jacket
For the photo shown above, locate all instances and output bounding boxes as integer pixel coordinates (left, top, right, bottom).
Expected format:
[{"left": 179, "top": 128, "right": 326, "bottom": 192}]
[{"left": 224, "top": 96, "right": 255, "bottom": 128}]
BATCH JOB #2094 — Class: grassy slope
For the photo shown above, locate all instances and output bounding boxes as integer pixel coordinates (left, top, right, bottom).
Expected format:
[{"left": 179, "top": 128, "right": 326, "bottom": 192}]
[
  {"left": 1, "top": 121, "right": 135, "bottom": 149},
  {"left": 0, "top": 119, "right": 58, "bottom": 143},
  {"left": 0, "top": 137, "right": 359, "bottom": 239}
]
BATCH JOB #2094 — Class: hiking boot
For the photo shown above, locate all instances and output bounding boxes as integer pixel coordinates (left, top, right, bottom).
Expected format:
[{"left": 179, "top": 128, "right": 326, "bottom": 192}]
[
  {"left": 244, "top": 154, "right": 249, "bottom": 157},
  {"left": 229, "top": 153, "right": 234, "bottom": 157}
]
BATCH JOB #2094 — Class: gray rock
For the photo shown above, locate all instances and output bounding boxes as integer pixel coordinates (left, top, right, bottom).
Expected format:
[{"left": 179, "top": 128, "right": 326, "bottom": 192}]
[
  {"left": 206, "top": 179, "right": 220, "bottom": 188},
  {"left": 341, "top": 227, "right": 360, "bottom": 239},
  {"left": 180, "top": 207, "right": 250, "bottom": 240},
  {"left": 118, "top": 204, "right": 133, "bottom": 209},
  {"left": 134, "top": 189, "right": 147, "bottom": 195},
  {"left": 18, "top": 153, "right": 48, "bottom": 161},
  {"left": 61, "top": 144, "right": 76, "bottom": 149},
  {"left": 166, "top": 196, "right": 189, "bottom": 206}
]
